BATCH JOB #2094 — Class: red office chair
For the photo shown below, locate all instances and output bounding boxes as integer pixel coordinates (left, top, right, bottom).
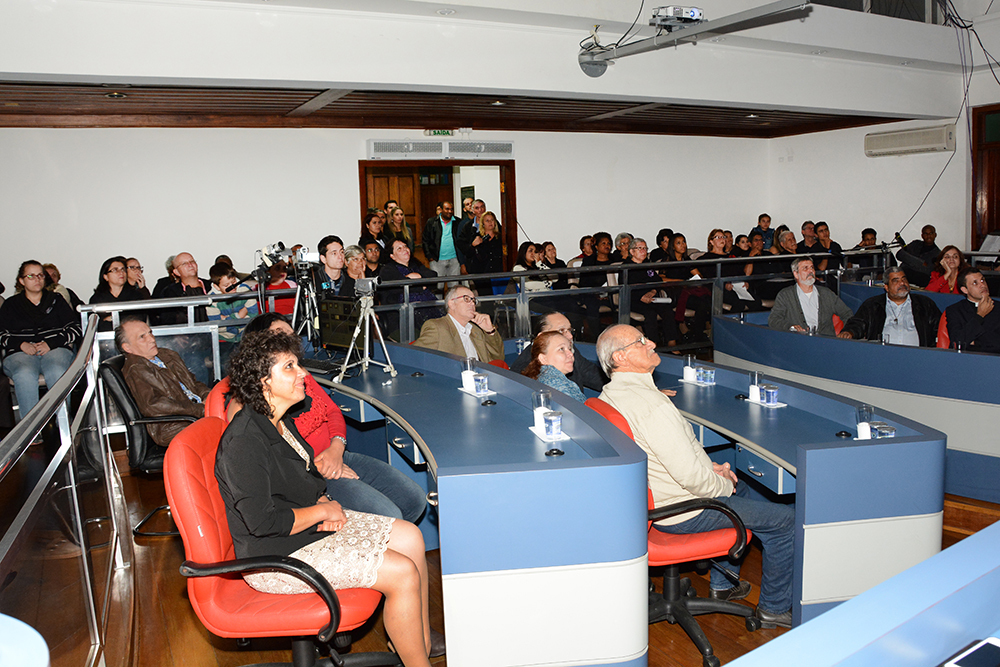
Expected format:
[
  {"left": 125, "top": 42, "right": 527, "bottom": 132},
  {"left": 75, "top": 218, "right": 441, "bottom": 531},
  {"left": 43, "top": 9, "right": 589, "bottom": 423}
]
[
  {"left": 584, "top": 398, "right": 758, "bottom": 667},
  {"left": 204, "top": 377, "right": 229, "bottom": 420},
  {"left": 163, "top": 417, "right": 400, "bottom": 667},
  {"left": 937, "top": 312, "right": 950, "bottom": 349},
  {"left": 488, "top": 359, "right": 510, "bottom": 370}
]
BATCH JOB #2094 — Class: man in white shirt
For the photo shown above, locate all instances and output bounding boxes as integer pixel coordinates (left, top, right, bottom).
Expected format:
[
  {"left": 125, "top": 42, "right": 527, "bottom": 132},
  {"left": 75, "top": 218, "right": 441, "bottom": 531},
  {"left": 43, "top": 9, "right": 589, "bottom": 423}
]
[
  {"left": 412, "top": 285, "right": 504, "bottom": 362},
  {"left": 596, "top": 324, "right": 794, "bottom": 628},
  {"left": 768, "top": 257, "right": 854, "bottom": 336}
]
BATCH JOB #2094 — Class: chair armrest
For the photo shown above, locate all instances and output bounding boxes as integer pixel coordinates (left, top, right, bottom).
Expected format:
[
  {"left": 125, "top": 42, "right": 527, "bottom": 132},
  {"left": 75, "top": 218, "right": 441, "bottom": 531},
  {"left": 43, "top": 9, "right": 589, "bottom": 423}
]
[
  {"left": 180, "top": 554, "right": 342, "bottom": 643},
  {"left": 649, "top": 498, "right": 750, "bottom": 560},
  {"left": 129, "top": 415, "right": 199, "bottom": 427}
]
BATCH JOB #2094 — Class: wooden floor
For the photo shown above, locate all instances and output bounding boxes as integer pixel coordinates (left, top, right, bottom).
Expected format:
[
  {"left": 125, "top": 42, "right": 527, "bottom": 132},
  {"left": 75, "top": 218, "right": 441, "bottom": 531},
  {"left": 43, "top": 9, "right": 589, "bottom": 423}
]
[{"left": 124, "top": 471, "right": 794, "bottom": 667}]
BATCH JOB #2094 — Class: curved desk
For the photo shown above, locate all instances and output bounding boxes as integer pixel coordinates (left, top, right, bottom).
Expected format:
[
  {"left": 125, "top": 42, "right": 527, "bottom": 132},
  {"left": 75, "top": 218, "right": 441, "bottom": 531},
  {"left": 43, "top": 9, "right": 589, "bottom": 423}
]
[
  {"left": 318, "top": 343, "right": 649, "bottom": 667},
  {"left": 714, "top": 285, "right": 1000, "bottom": 503}
]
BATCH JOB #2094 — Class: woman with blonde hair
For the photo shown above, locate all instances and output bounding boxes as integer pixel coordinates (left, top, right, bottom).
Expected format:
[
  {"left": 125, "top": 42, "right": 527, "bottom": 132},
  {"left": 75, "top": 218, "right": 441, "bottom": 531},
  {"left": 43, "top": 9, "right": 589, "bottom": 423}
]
[{"left": 385, "top": 207, "right": 415, "bottom": 255}]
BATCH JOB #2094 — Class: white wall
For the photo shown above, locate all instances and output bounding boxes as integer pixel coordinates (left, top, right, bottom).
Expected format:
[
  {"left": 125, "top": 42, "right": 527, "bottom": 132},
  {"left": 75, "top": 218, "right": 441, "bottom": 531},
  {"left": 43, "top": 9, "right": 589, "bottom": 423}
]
[
  {"left": 455, "top": 166, "right": 503, "bottom": 224},
  {"left": 0, "top": 119, "right": 980, "bottom": 298},
  {"left": 1, "top": 127, "right": 769, "bottom": 295},
  {"left": 768, "top": 117, "right": 971, "bottom": 249}
]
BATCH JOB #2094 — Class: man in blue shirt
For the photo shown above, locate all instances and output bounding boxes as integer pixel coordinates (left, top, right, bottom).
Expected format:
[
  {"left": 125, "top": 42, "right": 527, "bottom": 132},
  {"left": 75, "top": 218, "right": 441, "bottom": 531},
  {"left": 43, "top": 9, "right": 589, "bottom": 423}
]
[{"left": 422, "top": 200, "right": 462, "bottom": 280}]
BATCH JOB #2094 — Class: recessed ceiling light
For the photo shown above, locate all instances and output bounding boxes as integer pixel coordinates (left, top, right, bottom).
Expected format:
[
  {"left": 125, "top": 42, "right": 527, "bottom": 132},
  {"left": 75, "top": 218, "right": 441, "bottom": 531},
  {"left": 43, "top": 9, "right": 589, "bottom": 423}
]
[
  {"left": 810, "top": 49, "right": 827, "bottom": 56},
  {"left": 491, "top": 100, "right": 506, "bottom": 106},
  {"left": 746, "top": 113, "right": 759, "bottom": 119},
  {"left": 710, "top": 37, "right": 725, "bottom": 43},
  {"left": 437, "top": 8, "right": 455, "bottom": 15},
  {"left": 105, "top": 92, "right": 128, "bottom": 99},
  {"left": 900, "top": 60, "right": 913, "bottom": 66}
]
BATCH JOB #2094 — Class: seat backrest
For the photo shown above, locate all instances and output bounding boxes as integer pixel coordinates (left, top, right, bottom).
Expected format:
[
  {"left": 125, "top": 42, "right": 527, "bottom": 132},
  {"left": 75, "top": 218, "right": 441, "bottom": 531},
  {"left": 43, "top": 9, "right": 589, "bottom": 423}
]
[
  {"left": 204, "top": 377, "right": 230, "bottom": 420},
  {"left": 584, "top": 397, "right": 634, "bottom": 439},
  {"left": 937, "top": 311, "right": 950, "bottom": 349},
  {"left": 99, "top": 355, "right": 152, "bottom": 470},
  {"left": 832, "top": 314, "right": 845, "bottom": 335},
  {"left": 488, "top": 359, "right": 510, "bottom": 370},
  {"left": 163, "top": 417, "right": 234, "bottom": 574}
]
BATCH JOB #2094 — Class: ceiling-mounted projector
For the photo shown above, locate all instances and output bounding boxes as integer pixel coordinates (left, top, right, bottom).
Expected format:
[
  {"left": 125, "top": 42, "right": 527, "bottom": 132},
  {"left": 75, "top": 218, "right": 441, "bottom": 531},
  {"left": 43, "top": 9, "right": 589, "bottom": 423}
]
[
  {"left": 578, "top": 0, "right": 811, "bottom": 78},
  {"left": 650, "top": 6, "right": 705, "bottom": 29}
]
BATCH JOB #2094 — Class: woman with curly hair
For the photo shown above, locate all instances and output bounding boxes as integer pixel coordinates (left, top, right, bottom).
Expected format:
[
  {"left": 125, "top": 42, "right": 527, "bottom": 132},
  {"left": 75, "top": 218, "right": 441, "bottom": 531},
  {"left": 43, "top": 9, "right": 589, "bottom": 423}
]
[
  {"left": 215, "top": 330, "right": 435, "bottom": 665},
  {"left": 521, "top": 331, "right": 584, "bottom": 403}
]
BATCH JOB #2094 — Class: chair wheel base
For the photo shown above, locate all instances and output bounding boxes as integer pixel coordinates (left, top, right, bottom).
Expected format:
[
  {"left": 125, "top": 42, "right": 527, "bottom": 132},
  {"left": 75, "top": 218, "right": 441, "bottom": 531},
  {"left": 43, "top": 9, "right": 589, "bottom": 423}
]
[
  {"left": 703, "top": 655, "right": 721, "bottom": 667},
  {"left": 746, "top": 615, "right": 762, "bottom": 631}
]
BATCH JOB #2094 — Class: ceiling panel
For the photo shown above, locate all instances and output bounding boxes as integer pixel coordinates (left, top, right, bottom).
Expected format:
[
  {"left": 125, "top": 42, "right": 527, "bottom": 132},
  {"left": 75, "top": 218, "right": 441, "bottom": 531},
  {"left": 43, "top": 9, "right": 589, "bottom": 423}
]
[{"left": 0, "top": 82, "right": 903, "bottom": 138}]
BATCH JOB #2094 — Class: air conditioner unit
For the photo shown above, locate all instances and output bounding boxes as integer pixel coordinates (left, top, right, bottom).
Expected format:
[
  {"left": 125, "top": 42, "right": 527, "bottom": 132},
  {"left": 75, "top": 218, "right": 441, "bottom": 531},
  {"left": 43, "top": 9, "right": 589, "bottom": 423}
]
[
  {"left": 367, "top": 140, "right": 445, "bottom": 160},
  {"left": 864, "top": 124, "right": 955, "bottom": 157},
  {"left": 446, "top": 141, "right": 515, "bottom": 160}
]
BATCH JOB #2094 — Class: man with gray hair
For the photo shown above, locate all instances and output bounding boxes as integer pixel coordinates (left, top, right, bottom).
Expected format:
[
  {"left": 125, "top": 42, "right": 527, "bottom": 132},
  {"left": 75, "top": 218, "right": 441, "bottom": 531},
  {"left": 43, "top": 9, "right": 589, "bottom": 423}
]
[
  {"left": 840, "top": 268, "right": 940, "bottom": 346},
  {"left": 768, "top": 257, "right": 854, "bottom": 336},
  {"left": 412, "top": 285, "right": 503, "bottom": 362},
  {"left": 596, "top": 324, "right": 794, "bottom": 628}
]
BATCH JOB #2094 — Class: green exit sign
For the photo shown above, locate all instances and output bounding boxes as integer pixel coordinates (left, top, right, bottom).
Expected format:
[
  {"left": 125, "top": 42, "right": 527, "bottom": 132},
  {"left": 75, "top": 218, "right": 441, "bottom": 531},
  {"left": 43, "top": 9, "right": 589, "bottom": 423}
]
[{"left": 424, "top": 129, "right": 455, "bottom": 136}]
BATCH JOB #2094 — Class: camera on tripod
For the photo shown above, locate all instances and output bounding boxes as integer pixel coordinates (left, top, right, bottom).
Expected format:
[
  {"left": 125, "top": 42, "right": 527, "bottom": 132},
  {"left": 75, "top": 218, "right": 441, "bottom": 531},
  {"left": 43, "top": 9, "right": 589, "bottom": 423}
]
[{"left": 355, "top": 276, "right": 379, "bottom": 297}]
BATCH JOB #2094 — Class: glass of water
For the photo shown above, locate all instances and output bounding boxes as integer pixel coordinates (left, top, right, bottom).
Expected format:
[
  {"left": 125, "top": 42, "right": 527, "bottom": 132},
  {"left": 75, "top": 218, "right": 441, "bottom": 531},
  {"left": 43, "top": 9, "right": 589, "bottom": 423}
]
[{"left": 543, "top": 411, "right": 563, "bottom": 439}]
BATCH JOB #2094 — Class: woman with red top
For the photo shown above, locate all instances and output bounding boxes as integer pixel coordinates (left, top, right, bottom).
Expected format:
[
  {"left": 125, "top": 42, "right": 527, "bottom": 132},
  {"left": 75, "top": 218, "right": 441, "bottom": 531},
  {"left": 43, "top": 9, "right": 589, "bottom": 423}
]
[{"left": 926, "top": 245, "right": 968, "bottom": 294}]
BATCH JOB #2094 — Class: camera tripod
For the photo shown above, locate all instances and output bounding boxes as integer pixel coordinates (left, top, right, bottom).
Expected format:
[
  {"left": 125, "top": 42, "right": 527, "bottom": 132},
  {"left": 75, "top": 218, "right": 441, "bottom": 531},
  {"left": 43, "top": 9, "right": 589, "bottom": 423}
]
[{"left": 333, "top": 294, "right": 397, "bottom": 383}]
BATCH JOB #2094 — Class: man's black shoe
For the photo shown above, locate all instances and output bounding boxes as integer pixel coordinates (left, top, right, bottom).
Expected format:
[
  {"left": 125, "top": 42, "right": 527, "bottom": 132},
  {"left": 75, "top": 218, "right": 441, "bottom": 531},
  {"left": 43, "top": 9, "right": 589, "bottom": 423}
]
[
  {"left": 709, "top": 580, "right": 752, "bottom": 602},
  {"left": 754, "top": 606, "right": 792, "bottom": 629}
]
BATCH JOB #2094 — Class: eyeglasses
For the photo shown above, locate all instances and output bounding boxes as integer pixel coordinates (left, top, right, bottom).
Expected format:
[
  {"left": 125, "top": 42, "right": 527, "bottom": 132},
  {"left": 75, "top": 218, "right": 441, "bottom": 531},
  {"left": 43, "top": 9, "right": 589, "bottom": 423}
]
[
  {"left": 106, "top": 267, "right": 126, "bottom": 274},
  {"left": 633, "top": 247, "right": 648, "bottom": 252},
  {"left": 615, "top": 335, "right": 648, "bottom": 353},
  {"left": 22, "top": 273, "right": 46, "bottom": 281},
  {"left": 127, "top": 265, "right": 143, "bottom": 271},
  {"left": 450, "top": 295, "right": 478, "bottom": 305}
]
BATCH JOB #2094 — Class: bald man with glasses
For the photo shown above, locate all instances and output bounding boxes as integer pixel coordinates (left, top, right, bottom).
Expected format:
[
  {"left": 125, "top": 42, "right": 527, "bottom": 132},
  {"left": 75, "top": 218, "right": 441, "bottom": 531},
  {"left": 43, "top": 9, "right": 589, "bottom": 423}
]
[
  {"left": 412, "top": 285, "right": 504, "bottom": 362},
  {"left": 596, "top": 324, "right": 794, "bottom": 629}
]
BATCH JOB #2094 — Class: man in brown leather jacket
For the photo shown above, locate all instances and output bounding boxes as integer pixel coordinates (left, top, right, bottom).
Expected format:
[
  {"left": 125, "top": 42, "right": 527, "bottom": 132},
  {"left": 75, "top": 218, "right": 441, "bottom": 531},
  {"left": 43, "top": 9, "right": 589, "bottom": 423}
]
[{"left": 115, "top": 318, "right": 210, "bottom": 447}]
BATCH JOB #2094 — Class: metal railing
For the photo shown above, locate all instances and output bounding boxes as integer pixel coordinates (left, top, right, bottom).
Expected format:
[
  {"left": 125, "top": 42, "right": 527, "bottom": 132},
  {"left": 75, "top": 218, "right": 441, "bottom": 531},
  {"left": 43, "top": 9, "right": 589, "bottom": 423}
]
[
  {"left": 0, "top": 315, "right": 134, "bottom": 667},
  {"left": 77, "top": 246, "right": 898, "bottom": 350}
]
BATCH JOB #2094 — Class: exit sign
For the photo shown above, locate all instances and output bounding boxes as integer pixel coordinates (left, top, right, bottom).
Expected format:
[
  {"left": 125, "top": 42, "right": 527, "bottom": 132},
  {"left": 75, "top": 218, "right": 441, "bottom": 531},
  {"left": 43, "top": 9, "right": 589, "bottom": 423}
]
[{"left": 424, "top": 129, "right": 455, "bottom": 136}]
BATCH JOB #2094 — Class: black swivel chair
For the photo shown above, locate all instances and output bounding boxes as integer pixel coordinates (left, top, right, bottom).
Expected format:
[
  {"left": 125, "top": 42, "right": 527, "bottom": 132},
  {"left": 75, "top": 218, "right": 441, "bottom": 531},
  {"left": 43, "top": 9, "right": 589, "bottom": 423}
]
[{"left": 99, "top": 355, "right": 196, "bottom": 537}]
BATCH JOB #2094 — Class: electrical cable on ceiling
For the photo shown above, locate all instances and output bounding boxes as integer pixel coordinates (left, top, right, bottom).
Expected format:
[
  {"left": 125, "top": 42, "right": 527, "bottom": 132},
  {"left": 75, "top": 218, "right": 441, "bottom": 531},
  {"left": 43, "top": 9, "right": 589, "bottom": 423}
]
[
  {"left": 614, "top": 1, "right": 647, "bottom": 49},
  {"left": 579, "top": 1, "right": 647, "bottom": 55}
]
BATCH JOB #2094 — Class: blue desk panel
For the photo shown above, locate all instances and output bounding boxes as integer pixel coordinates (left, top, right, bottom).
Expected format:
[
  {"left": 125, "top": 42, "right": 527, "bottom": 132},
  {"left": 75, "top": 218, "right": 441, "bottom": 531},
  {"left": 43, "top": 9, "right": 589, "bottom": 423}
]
[
  {"left": 714, "top": 296, "right": 1000, "bottom": 503},
  {"left": 729, "top": 521, "right": 1000, "bottom": 667}
]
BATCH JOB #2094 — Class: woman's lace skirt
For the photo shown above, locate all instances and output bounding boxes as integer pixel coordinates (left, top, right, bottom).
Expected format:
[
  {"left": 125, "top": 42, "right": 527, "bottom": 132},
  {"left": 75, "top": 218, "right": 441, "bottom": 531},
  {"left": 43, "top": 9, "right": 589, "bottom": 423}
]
[{"left": 245, "top": 510, "right": 395, "bottom": 595}]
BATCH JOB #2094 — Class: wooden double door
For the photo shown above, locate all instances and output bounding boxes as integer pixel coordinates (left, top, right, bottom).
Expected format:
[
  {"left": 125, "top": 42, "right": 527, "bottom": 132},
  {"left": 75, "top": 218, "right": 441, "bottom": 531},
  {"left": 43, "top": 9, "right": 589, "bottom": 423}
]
[{"left": 360, "top": 160, "right": 516, "bottom": 269}]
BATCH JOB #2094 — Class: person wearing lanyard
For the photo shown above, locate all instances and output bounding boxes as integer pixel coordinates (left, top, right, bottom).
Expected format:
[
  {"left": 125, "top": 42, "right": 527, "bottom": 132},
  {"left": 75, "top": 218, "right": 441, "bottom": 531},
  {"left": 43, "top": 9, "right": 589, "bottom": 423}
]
[{"left": 840, "top": 267, "right": 941, "bottom": 346}]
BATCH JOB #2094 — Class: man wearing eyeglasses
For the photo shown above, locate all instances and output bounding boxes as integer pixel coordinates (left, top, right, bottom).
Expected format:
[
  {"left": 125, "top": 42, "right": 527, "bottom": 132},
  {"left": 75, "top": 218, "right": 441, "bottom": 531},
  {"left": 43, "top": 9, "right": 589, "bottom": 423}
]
[
  {"left": 509, "top": 312, "right": 606, "bottom": 392},
  {"left": 596, "top": 324, "right": 794, "bottom": 629},
  {"left": 412, "top": 285, "right": 503, "bottom": 362},
  {"left": 158, "top": 252, "right": 212, "bottom": 324}
]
